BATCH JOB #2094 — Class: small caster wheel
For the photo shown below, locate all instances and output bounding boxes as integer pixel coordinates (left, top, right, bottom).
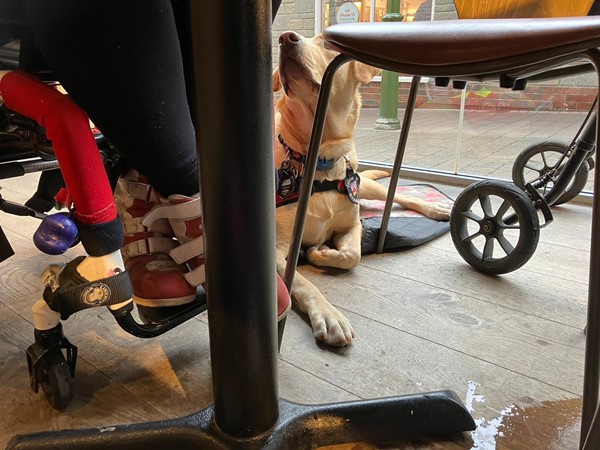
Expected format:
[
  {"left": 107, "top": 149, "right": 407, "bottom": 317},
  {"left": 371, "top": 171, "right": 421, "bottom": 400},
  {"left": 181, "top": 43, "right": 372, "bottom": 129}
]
[
  {"left": 512, "top": 141, "right": 589, "bottom": 206},
  {"left": 28, "top": 350, "right": 74, "bottom": 410},
  {"left": 26, "top": 324, "right": 77, "bottom": 410},
  {"left": 450, "top": 180, "right": 540, "bottom": 275}
]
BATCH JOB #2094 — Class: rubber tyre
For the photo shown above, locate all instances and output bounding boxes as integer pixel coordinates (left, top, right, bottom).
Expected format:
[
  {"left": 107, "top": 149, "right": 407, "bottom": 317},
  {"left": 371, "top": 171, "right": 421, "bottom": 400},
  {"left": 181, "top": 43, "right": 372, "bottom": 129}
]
[
  {"left": 451, "top": 180, "right": 540, "bottom": 275},
  {"left": 38, "top": 351, "right": 74, "bottom": 410},
  {"left": 512, "top": 141, "right": 589, "bottom": 206}
]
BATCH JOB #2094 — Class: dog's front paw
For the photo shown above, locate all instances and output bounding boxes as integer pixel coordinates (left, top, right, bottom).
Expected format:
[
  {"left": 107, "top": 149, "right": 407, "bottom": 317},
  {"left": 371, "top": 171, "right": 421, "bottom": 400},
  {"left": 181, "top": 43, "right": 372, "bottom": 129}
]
[
  {"left": 306, "top": 244, "right": 360, "bottom": 270},
  {"left": 309, "top": 304, "right": 355, "bottom": 347},
  {"left": 306, "top": 244, "right": 331, "bottom": 254},
  {"left": 305, "top": 244, "right": 331, "bottom": 262}
]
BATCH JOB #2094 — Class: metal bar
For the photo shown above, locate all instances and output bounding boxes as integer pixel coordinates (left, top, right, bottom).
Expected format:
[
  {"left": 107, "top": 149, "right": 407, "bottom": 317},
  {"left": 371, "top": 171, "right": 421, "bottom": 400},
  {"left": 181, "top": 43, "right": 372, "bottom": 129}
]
[
  {"left": 190, "top": 0, "right": 279, "bottom": 437},
  {"left": 375, "top": 76, "right": 421, "bottom": 254},
  {"left": 0, "top": 159, "right": 60, "bottom": 179},
  {"left": 526, "top": 63, "right": 595, "bottom": 82},
  {"left": 453, "top": 83, "right": 467, "bottom": 175},
  {"left": 283, "top": 54, "right": 353, "bottom": 290},
  {"left": 580, "top": 48, "right": 600, "bottom": 449},
  {"left": 583, "top": 405, "right": 600, "bottom": 450}
]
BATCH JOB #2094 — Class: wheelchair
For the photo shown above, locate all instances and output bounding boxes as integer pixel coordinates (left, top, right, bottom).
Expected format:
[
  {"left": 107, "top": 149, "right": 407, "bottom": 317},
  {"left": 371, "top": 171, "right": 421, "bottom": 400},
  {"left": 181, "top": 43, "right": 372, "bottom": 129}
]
[{"left": 0, "top": 39, "right": 209, "bottom": 410}]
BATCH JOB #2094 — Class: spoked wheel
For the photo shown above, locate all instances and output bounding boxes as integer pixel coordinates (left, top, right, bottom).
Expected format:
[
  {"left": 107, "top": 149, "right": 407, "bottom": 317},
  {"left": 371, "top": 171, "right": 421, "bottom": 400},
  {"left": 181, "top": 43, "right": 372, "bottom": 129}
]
[
  {"left": 451, "top": 180, "right": 540, "bottom": 275},
  {"left": 36, "top": 351, "right": 74, "bottom": 410},
  {"left": 512, "top": 141, "right": 589, "bottom": 206}
]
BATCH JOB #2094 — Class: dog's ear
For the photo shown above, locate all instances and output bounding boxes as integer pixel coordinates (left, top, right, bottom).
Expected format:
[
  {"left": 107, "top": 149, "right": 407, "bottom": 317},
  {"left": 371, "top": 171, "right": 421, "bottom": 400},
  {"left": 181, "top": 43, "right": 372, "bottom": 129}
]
[
  {"left": 352, "top": 61, "right": 382, "bottom": 84},
  {"left": 273, "top": 68, "right": 282, "bottom": 92}
]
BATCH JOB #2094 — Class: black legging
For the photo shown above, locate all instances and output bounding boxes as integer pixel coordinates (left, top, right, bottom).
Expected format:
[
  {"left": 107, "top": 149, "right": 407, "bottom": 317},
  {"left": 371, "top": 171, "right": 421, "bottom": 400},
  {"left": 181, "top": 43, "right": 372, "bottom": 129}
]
[{"left": 21, "top": 0, "right": 282, "bottom": 197}]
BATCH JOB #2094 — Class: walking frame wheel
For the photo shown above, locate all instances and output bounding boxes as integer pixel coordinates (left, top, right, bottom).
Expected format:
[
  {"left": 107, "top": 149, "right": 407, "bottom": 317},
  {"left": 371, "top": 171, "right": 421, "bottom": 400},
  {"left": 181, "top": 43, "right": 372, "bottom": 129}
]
[
  {"left": 512, "top": 140, "right": 590, "bottom": 206},
  {"left": 450, "top": 180, "right": 540, "bottom": 275}
]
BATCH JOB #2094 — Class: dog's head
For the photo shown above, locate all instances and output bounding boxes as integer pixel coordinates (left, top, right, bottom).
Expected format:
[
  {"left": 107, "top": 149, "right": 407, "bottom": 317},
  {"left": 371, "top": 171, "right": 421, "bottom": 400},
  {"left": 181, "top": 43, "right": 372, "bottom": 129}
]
[{"left": 273, "top": 31, "right": 381, "bottom": 143}]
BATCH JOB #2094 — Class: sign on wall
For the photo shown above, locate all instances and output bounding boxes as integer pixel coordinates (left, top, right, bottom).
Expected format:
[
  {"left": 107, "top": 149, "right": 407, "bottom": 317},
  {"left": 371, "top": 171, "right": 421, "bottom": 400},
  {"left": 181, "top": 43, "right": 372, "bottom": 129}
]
[{"left": 336, "top": 2, "right": 360, "bottom": 23}]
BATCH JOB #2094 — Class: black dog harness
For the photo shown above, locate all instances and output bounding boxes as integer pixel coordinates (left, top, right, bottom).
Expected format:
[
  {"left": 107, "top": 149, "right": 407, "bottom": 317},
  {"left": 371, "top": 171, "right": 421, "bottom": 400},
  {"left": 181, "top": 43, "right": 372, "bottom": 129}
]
[{"left": 275, "top": 134, "right": 360, "bottom": 207}]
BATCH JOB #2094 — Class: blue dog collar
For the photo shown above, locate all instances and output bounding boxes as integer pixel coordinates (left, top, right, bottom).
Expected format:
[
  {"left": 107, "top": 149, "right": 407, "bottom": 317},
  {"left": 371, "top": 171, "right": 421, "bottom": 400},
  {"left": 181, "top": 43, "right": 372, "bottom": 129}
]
[
  {"left": 316, "top": 157, "right": 336, "bottom": 170},
  {"left": 277, "top": 134, "right": 338, "bottom": 171}
]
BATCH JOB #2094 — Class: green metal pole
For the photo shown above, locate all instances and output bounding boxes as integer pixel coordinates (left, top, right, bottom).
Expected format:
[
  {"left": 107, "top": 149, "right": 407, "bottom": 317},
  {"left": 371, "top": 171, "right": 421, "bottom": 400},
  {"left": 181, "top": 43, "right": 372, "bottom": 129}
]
[{"left": 375, "top": 0, "right": 403, "bottom": 130}]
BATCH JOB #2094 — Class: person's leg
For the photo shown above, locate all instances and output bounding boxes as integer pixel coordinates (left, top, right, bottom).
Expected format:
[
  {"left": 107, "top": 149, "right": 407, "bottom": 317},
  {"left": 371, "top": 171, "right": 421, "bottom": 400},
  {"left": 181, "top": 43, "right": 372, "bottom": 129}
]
[
  {"left": 0, "top": 69, "right": 133, "bottom": 332},
  {"left": 23, "top": 0, "right": 197, "bottom": 197},
  {"left": 22, "top": 0, "right": 289, "bottom": 313},
  {"left": 22, "top": 0, "right": 203, "bottom": 306},
  {"left": 12, "top": 0, "right": 283, "bottom": 194},
  {"left": 171, "top": 0, "right": 283, "bottom": 125}
]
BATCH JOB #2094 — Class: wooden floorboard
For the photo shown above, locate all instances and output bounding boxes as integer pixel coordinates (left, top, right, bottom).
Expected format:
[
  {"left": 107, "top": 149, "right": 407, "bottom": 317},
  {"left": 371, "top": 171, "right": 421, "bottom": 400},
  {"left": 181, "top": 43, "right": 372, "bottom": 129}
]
[
  {"left": 0, "top": 173, "right": 590, "bottom": 449},
  {"left": 296, "top": 262, "right": 586, "bottom": 393}
]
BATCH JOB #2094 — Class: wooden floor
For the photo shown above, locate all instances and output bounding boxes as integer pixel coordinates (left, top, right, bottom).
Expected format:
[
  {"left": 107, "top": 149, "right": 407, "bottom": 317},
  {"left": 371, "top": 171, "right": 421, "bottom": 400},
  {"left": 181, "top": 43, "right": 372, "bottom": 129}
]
[{"left": 0, "top": 172, "right": 592, "bottom": 449}]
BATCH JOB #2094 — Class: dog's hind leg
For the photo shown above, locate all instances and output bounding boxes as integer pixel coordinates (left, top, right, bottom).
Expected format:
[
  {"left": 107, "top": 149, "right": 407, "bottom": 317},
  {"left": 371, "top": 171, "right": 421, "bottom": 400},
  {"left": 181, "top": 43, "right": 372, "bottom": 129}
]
[{"left": 359, "top": 176, "right": 451, "bottom": 221}]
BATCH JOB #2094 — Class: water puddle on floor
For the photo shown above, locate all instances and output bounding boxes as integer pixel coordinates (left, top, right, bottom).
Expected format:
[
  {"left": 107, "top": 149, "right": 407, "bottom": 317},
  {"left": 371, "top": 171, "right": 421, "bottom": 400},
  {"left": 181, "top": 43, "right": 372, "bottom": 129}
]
[
  {"left": 466, "top": 380, "right": 582, "bottom": 450},
  {"left": 492, "top": 397, "right": 582, "bottom": 449}
]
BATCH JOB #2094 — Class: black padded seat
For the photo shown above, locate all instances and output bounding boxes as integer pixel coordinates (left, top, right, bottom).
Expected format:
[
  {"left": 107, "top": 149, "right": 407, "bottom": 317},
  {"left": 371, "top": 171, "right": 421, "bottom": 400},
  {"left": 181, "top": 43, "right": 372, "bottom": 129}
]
[{"left": 323, "top": 16, "right": 600, "bottom": 77}]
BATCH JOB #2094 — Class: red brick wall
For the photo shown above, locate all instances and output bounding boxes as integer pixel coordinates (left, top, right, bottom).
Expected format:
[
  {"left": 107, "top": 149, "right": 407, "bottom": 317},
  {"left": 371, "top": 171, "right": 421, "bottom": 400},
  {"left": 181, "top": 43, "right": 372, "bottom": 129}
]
[{"left": 359, "top": 80, "right": 597, "bottom": 112}]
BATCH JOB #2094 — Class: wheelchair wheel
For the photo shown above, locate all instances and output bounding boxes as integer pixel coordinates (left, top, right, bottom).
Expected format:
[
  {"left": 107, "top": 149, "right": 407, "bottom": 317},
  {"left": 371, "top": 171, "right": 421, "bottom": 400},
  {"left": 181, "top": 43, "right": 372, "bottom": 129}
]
[
  {"left": 512, "top": 141, "right": 589, "bottom": 206},
  {"left": 451, "top": 180, "right": 539, "bottom": 275},
  {"left": 37, "top": 351, "right": 74, "bottom": 410}
]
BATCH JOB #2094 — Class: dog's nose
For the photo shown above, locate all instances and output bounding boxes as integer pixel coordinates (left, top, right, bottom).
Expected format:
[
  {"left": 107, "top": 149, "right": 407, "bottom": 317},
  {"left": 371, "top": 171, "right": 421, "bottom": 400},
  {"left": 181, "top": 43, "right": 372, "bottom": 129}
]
[{"left": 279, "top": 31, "right": 301, "bottom": 45}]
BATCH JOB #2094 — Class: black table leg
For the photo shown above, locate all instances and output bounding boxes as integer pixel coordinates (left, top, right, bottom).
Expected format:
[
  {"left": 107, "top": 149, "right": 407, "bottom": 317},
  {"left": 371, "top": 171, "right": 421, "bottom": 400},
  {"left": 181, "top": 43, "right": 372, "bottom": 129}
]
[{"left": 189, "top": 0, "right": 279, "bottom": 437}]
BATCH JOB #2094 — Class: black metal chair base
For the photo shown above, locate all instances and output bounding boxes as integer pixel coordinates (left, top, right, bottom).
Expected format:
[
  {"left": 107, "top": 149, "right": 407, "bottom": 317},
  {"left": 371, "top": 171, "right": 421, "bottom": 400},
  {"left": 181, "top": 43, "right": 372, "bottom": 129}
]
[{"left": 7, "top": 391, "right": 475, "bottom": 450}]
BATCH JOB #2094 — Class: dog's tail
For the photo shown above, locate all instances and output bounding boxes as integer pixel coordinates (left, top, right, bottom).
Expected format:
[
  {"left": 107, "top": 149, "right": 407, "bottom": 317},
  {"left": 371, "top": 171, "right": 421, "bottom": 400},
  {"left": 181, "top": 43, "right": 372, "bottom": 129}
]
[{"left": 358, "top": 169, "right": 391, "bottom": 180}]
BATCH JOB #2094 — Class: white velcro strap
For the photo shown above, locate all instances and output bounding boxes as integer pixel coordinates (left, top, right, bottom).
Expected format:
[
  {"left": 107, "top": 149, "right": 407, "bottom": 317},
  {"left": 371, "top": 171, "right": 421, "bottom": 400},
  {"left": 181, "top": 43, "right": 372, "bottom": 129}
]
[
  {"left": 127, "top": 181, "right": 154, "bottom": 201},
  {"left": 169, "top": 237, "right": 204, "bottom": 264},
  {"left": 185, "top": 264, "right": 206, "bottom": 287},
  {"left": 122, "top": 217, "right": 146, "bottom": 235},
  {"left": 142, "top": 197, "right": 201, "bottom": 226},
  {"left": 122, "top": 236, "right": 178, "bottom": 258}
]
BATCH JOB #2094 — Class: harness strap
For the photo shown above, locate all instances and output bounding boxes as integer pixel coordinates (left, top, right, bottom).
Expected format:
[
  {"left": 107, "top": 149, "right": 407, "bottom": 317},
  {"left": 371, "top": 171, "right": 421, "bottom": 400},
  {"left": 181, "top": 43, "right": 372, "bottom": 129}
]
[
  {"left": 312, "top": 179, "right": 345, "bottom": 194},
  {"left": 312, "top": 167, "right": 361, "bottom": 204},
  {"left": 275, "top": 136, "right": 360, "bottom": 206}
]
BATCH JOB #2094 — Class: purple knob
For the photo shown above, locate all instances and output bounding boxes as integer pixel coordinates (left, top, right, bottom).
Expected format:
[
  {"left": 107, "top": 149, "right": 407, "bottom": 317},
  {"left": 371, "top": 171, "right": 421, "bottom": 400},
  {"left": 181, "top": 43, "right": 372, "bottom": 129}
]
[{"left": 33, "top": 213, "right": 79, "bottom": 255}]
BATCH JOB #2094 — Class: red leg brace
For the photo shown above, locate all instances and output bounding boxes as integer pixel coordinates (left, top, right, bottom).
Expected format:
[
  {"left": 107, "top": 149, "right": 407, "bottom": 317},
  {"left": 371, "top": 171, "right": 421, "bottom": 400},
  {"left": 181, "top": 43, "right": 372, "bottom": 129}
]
[
  {"left": 0, "top": 70, "right": 116, "bottom": 225},
  {"left": 0, "top": 70, "right": 123, "bottom": 255}
]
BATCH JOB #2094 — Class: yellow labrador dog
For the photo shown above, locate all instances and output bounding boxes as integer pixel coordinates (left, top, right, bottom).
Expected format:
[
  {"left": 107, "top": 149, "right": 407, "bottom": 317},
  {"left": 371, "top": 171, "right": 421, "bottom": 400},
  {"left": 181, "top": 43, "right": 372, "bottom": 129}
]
[{"left": 274, "top": 31, "right": 450, "bottom": 346}]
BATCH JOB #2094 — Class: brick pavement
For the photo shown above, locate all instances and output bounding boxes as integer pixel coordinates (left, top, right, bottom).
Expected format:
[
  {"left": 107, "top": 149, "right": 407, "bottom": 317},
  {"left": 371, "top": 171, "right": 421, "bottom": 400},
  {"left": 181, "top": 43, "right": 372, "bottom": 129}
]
[{"left": 355, "top": 107, "right": 592, "bottom": 191}]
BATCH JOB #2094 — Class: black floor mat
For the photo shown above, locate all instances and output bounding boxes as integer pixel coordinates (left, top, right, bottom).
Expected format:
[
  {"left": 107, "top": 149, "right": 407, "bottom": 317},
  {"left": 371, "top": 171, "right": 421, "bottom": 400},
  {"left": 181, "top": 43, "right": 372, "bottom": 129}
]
[{"left": 360, "top": 183, "right": 453, "bottom": 254}]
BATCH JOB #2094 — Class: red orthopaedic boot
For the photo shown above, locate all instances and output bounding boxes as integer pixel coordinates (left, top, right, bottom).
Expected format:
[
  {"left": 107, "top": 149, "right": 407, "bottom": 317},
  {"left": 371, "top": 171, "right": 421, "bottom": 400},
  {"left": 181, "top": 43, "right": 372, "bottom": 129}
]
[
  {"left": 115, "top": 170, "right": 201, "bottom": 306},
  {"left": 157, "top": 193, "right": 206, "bottom": 289},
  {"left": 115, "top": 170, "right": 290, "bottom": 321}
]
